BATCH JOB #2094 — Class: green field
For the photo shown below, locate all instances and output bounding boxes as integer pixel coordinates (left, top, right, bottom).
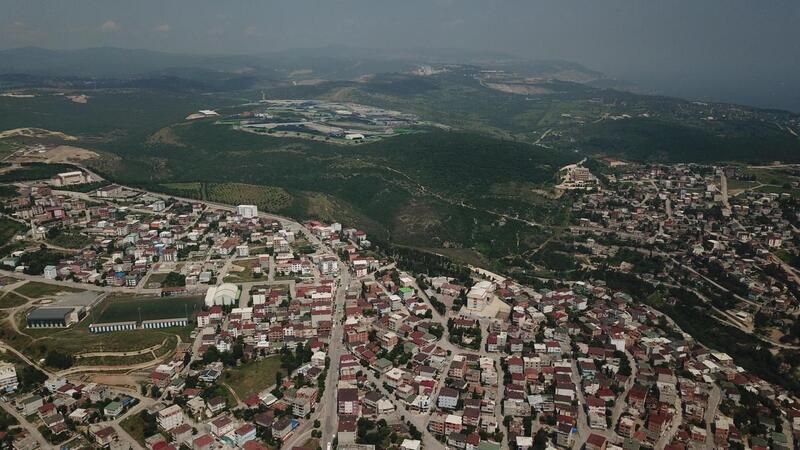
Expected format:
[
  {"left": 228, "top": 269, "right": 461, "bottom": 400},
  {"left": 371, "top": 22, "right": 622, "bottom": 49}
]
[
  {"left": 0, "top": 163, "right": 80, "bottom": 182},
  {"left": 120, "top": 413, "right": 161, "bottom": 446},
  {"left": 207, "top": 183, "right": 293, "bottom": 212},
  {"left": 0, "top": 291, "right": 28, "bottom": 308},
  {"left": 225, "top": 355, "right": 285, "bottom": 399},
  {"left": 743, "top": 167, "right": 799, "bottom": 186},
  {"left": 3, "top": 309, "right": 189, "bottom": 365},
  {"left": 3, "top": 69, "right": 798, "bottom": 269},
  {"left": 223, "top": 258, "right": 264, "bottom": 283},
  {"left": 46, "top": 229, "right": 93, "bottom": 249},
  {"left": 0, "top": 218, "right": 25, "bottom": 246},
  {"left": 93, "top": 295, "right": 204, "bottom": 323}
]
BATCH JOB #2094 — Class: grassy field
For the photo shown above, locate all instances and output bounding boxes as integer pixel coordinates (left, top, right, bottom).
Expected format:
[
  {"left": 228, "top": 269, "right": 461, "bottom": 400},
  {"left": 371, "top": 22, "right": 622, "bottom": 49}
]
[
  {"left": 743, "top": 167, "right": 799, "bottom": 186},
  {"left": 207, "top": 183, "right": 293, "bottom": 212},
  {"left": 755, "top": 185, "right": 800, "bottom": 197},
  {"left": 0, "top": 218, "right": 25, "bottom": 246},
  {"left": 4, "top": 308, "right": 190, "bottom": 366},
  {"left": 0, "top": 184, "right": 19, "bottom": 199},
  {"left": 0, "top": 291, "right": 28, "bottom": 308},
  {"left": 120, "top": 413, "right": 160, "bottom": 447},
  {"left": 46, "top": 230, "right": 93, "bottom": 249},
  {"left": 225, "top": 355, "right": 284, "bottom": 399},
  {"left": 725, "top": 179, "right": 760, "bottom": 191},
  {"left": 223, "top": 258, "right": 264, "bottom": 283},
  {"left": 14, "top": 282, "right": 82, "bottom": 298},
  {"left": 0, "top": 163, "right": 80, "bottom": 182},
  {"left": 92, "top": 295, "right": 204, "bottom": 323},
  {"left": 158, "top": 182, "right": 203, "bottom": 199}
]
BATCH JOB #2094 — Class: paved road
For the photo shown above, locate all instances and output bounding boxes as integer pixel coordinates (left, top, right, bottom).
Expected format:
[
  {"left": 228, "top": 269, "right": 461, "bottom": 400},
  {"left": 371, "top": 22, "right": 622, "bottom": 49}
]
[
  {"left": 610, "top": 350, "right": 637, "bottom": 427},
  {"left": 704, "top": 384, "right": 721, "bottom": 449},
  {"left": 0, "top": 400, "right": 53, "bottom": 449},
  {"left": 0, "top": 342, "right": 53, "bottom": 376},
  {"left": 362, "top": 368, "right": 446, "bottom": 450},
  {"left": 284, "top": 265, "right": 351, "bottom": 450}
]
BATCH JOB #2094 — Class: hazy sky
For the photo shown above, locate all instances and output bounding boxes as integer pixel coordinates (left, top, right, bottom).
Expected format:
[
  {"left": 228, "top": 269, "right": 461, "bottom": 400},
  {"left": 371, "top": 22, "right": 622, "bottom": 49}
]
[{"left": 3, "top": 0, "right": 800, "bottom": 109}]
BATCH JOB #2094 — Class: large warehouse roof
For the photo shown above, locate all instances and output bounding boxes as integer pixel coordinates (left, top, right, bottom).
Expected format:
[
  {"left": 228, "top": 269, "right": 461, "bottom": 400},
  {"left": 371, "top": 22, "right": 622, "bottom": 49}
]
[
  {"left": 204, "top": 283, "right": 240, "bottom": 306},
  {"left": 27, "top": 307, "right": 74, "bottom": 321}
]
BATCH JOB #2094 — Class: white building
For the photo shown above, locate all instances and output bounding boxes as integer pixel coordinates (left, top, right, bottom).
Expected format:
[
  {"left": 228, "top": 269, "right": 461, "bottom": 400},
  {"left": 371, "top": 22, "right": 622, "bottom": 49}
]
[
  {"left": 51, "top": 171, "right": 89, "bottom": 186},
  {"left": 466, "top": 281, "right": 494, "bottom": 311},
  {"left": 157, "top": 404, "right": 184, "bottom": 431},
  {"left": 236, "top": 205, "right": 258, "bottom": 219},
  {"left": 204, "top": 283, "right": 240, "bottom": 307},
  {"left": 0, "top": 362, "right": 19, "bottom": 392},
  {"left": 43, "top": 265, "right": 58, "bottom": 280}
]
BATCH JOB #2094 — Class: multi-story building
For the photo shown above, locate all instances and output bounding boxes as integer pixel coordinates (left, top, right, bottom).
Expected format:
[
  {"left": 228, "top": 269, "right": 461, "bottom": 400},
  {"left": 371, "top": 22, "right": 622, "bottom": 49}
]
[
  {"left": 236, "top": 205, "right": 258, "bottom": 219},
  {"left": 0, "top": 362, "right": 19, "bottom": 392},
  {"left": 157, "top": 404, "right": 184, "bottom": 431},
  {"left": 337, "top": 388, "right": 360, "bottom": 416}
]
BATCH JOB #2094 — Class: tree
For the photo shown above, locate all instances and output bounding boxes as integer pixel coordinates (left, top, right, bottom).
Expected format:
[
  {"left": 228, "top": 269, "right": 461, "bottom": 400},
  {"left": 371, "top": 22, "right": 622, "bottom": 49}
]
[
  {"left": 45, "top": 351, "right": 74, "bottom": 369},
  {"left": 203, "top": 347, "right": 221, "bottom": 364}
]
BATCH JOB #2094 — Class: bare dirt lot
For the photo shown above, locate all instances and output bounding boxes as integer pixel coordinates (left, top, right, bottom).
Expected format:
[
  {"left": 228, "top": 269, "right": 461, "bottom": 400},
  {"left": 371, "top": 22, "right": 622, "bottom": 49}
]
[
  {"left": 44, "top": 145, "right": 100, "bottom": 162},
  {"left": 0, "top": 127, "right": 78, "bottom": 141}
]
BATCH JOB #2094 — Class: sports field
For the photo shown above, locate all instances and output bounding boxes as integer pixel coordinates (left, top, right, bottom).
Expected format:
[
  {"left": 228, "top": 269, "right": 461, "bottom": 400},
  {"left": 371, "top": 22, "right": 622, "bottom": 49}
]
[{"left": 92, "top": 295, "right": 204, "bottom": 323}]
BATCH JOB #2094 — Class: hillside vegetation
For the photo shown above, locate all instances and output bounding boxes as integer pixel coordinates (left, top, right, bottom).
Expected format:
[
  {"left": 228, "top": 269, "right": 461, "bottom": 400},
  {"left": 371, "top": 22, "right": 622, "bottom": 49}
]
[{"left": 2, "top": 65, "right": 799, "bottom": 265}]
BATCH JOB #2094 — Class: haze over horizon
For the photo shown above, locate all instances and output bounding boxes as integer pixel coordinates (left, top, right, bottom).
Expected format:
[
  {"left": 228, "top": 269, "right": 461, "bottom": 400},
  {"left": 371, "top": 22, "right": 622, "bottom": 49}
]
[{"left": 3, "top": 0, "right": 800, "bottom": 111}]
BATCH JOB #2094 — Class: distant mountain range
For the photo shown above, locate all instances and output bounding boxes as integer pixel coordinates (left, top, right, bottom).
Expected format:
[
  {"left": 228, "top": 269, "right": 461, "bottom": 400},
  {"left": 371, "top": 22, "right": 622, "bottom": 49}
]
[{"left": 0, "top": 46, "right": 606, "bottom": 83}]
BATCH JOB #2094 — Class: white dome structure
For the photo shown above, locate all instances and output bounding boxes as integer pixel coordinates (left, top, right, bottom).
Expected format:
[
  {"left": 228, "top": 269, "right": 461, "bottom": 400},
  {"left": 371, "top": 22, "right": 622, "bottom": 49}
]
[{"left": 204, "top": 283, "right": 240, "bottom": 307}]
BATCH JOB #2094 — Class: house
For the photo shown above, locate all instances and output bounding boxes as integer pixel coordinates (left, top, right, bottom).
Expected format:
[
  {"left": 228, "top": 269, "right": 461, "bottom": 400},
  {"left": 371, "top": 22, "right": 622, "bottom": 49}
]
[
  {"left": 91, "top": 426, "right": 119, "bottom": 447},
  {"left": 210, "top": 414, "right": 235, "bottom": 437},
  {"left": 288, "top": 386, "right": 318, "bottom": 417},
  {"left": 103, "top": 400, "right": 124, "bottom": 418},
  {"left": 401, "top": 439, "right": 422, "bottom": 450},
  {"left": 338, "top": 388, "right": 360, "bottom": 416},
  {"left": 438, "top": 387, "right": 459, "bottom": 410},
  {"left": 234, "top": 424, "right": 257, "bottom": 446},
  {"left": 19, "top": 395, "right": 43, "bottom": 416},
  {"left": 157, "top": 404, "right": 184, "bottom": 431},
  {"left": 585, "top": 433, "right": 607, "bottom": 450},
  {"left": 338, "top": 416, "right": 357, "bottom": 444},
  {"left": 192, "top": 433, "right": 215, "bottom": 450},
  {"left": 206, "top": 396, "right": 227, "bottom": 415},
  {"left": 272, "top": 416, "right": 298, "bottom": 441},
  {"left": 170, "top": 423, "right": 193, "bottom": 446}
]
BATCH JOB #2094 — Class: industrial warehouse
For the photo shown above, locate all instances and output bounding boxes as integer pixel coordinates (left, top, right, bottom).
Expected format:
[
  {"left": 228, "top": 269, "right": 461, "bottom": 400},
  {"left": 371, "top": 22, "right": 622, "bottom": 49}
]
[{"left": 26, "top": 307, "right": 86, "bottom": 328}]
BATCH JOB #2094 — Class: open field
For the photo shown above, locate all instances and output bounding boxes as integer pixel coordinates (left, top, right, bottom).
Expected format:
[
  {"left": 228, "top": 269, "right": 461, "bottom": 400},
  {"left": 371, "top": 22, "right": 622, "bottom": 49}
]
[
  {"left": 92, "top": 295, "right": 204, "bottom": 323},
  {"left": 46, "top": 230, "right": 93, "bottom": 249},
  {"left": 207, "top": 183, "right": 293, "bottom": 212},
  {"left": 743, "top": 167, "right": 800, "bottom": 186},
  {"left": 0, "top": 292, "right": 28, "bottom": 308},
  {"left": 225, "top": 355, "right": 284, "bottom": 399},
  {"left": 0, "top": 218, "right": 25, "bottom": 246},
  {"left": 120, "top": 413, "right": 160, "bottom": 447},
  {"left": 3, "top": 307, "right": 190, "bottom": 366},
  {"left": 754, "top": 185, "right": 800, "bottom": 197},
  {"left": 14, "top": 281, "right": 83, "bottom": 298},
  {"left": 0, "top": 162, "right": 79, "bottom": 182},
  {"left": 223, "top": 258, "right": 264, "bottom": 283},
  {"left": 725, "top": 179, "right": 760, "bottom": 191}
]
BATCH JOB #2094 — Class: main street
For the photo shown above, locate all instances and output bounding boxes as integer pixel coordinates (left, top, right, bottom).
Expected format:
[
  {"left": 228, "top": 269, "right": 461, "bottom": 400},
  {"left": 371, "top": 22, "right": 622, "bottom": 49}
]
[{"left": 283, "top": 254, "right": 351, "bottom": 450}]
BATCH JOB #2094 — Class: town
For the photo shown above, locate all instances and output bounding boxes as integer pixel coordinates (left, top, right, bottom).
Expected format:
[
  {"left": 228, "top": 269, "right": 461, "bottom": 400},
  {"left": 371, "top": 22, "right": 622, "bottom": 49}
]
[{"left": 0, "top": 158, "right": 797, "bottom": 450}]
